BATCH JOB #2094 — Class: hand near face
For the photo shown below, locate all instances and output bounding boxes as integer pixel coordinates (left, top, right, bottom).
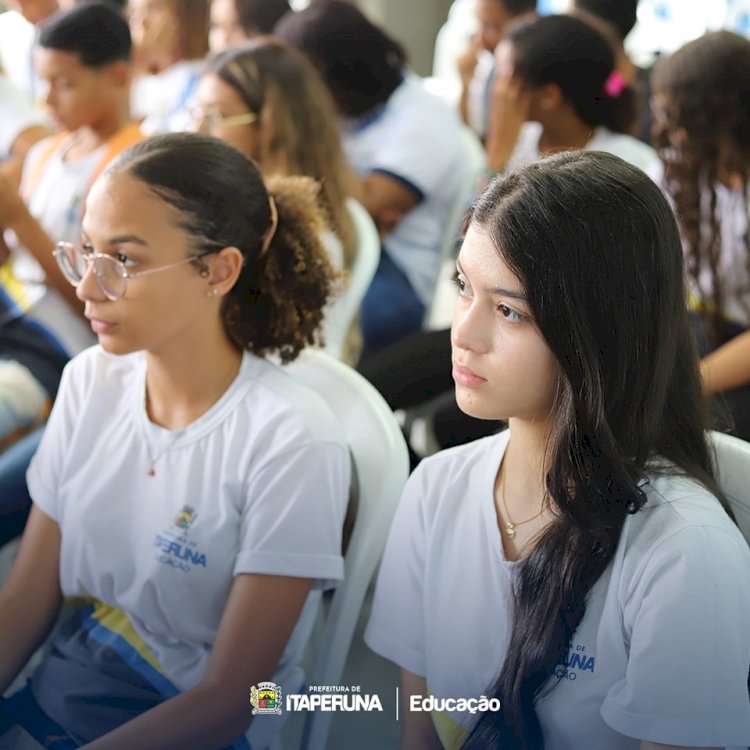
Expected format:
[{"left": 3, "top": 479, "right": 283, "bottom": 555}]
[
  {"left": 485, "top": 74, "right": 533, "bottom": 173},
  {"left": 457, "top": 35, "right": 482, "bottom": 86}
]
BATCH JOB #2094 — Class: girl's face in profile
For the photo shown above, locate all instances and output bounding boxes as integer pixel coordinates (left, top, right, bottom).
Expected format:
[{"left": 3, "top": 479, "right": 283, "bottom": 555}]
[
  {"left": 76, "top": 172, "right": 216, "bottom": 356},
  {"left": 451, "top": 223, "right": 558, "bottom": 424},
  {"left": 194, "top": 73, "right": 262, "bottom": 162}
]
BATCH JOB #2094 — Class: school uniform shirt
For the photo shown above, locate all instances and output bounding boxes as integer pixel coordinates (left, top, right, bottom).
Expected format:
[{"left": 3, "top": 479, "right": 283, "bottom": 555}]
[
  {"left": 26, "top": 346, "right": 350, "bottom": 747},
  {"left": 342, "top": 74, "right": 466, "bottom": 308},
  {"left": 649, "top": 161, "right": 750, "bottom": 329},
  {"left": 366, "top": 431, "right": 750, "bottom": 750},
  {"left": 505, "top": 121, "right": 659, "bottom": 176},
  {"left": 130, "top": 60, "right": 203, "bottom": 135}
]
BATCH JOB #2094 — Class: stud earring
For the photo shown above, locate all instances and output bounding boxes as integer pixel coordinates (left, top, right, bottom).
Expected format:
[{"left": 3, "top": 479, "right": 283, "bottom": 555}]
[{"left": 207, "top": 287, "right": 219, "bottom": 298}]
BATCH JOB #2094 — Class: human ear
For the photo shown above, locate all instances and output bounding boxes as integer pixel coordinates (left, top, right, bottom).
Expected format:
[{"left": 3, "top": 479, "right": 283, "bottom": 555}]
[
  {"left": 206, "top": 246, "right": 244, "bottom": 296},
  {"left": 538, "top": 83, "right": 562, "bottom": 111}
]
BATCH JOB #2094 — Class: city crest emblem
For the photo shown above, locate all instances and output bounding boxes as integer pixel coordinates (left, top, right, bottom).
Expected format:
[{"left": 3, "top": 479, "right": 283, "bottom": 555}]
[
  {"left": 174, "top": 505, "right": 197, "bottom": 531},
  {"left": 251, "top": 682, "right": 283, "bottom": 715}
]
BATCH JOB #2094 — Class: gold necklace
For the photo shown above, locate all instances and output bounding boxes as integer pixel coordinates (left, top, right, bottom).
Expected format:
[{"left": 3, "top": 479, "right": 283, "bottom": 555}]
[
  {"left": 499, "top": 465, "right": 545, "bottom": 539},
  {"left": 142, "top": 356, "right": 241, "bottom": 476}
]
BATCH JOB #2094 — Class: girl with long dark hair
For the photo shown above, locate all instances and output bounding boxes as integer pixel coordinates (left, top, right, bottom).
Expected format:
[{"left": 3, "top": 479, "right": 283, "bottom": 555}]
[
  {"left": 366, "top": 151, "right": 750, "bottom": 750},
  {"left": 651, "top": 30, "right": 750, "bottom": 441}
]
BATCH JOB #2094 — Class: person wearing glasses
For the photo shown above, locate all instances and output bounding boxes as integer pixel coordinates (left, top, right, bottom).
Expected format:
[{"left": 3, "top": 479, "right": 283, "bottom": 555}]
[
  {"left": 193, "top": 38, "right": 362, "bottom": 362},
  {"left": 0, "top": 2, "right": 143, "bottom": 548},
  {"left": 0, "top": 132, "right": 350, "bottom": 750}
]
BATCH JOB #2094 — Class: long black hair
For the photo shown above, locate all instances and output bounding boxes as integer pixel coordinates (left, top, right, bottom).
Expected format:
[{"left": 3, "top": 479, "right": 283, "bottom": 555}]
[
  {"left": 507, "top": 14, "right": 636, "bottom": 134},
  {"left": 461, "top": 150, "right": 731, "bottom": 749}
]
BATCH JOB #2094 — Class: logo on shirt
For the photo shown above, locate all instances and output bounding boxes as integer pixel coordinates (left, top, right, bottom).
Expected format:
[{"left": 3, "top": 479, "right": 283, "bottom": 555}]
[
  {"left": 251, "top": 682, "right": 283, "bottom": 715},
  {"left": 174, "top": 505, "right": 197, "bottom": 531},
  {"left": 153, "top": 505, "right": 207, "bottom": 573},
  {"left": 555, "top": 642, "right": 596, "bottom": 681}
]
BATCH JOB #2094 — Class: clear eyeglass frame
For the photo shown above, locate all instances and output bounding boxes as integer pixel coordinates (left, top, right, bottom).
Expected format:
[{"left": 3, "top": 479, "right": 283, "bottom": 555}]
[
  {"left": 189, "top": 105, "right": 259, "bottom": 129},
  {"left": 53, "top": 241, "right": 209, "bottom": 301}
]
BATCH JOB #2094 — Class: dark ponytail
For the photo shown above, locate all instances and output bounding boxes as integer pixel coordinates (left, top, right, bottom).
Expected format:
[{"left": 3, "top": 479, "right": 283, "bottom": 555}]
[
  {"left": 461, "top": 151, "right": 729, "bottom": 749},
  {"left": 108, "top": 132, "right": 339, "bottom": 363},
  {"left": 508, "top": 14, "right": 636, "bottom": 135}
]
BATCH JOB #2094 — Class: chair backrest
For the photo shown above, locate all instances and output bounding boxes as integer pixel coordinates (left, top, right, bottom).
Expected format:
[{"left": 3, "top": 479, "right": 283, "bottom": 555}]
[
  {"left": 284, "top": 349, "right": 410, "bottom": 750},
  {"left": 709, "top": 430, "right": 750, "bottom": 544},
  {"left": 322, "top": 198, "right": 380, "bottom": 361}
]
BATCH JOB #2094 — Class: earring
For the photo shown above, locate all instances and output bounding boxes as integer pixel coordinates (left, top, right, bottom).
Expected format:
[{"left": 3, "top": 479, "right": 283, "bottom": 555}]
[
  {"left": 199, "top": 267, "right": 210, "bottom": 279},
  {"left": 207, "top": 287, "right": 219, "bottom": 298}
]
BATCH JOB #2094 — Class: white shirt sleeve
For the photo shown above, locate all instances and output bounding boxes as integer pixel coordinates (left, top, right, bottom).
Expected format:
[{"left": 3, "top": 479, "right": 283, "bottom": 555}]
[
  {"left": 601, "top": 523, "right": 750, "bottom": 747},
  {"left": 368, "top": 85, "right": 463, "bottom": 200},
  {"left": 26, "top": 352, "right": 91, "bottom": 522},
  {"left": 365, "top": 463, "right": 430, "bottom": 677},
  {"left": 233, "top": 440, "right": 350, "bottom": 589}
]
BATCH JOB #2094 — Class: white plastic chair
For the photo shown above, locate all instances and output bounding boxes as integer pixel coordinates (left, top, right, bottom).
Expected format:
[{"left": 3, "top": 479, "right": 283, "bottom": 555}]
[
  {"left": 284, "top": 348, "right": 410, "bottom": 750},
  {"left": 322, "top": 198, "right": 380, "bottom": 362},
  {"left": 709, "top": 430, "right": 750, "bottom": 544}
]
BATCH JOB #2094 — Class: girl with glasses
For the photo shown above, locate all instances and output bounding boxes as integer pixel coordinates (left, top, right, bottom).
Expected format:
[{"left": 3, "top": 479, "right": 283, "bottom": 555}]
[
  {"left": 366, "top": 151, "right": 750, "bottom": 750},
  {"left": 194, "top": 38, "right": 361, "bottom": 362},
  {"left": 0, "top": 132, "right": 350, "bottom": 750}
]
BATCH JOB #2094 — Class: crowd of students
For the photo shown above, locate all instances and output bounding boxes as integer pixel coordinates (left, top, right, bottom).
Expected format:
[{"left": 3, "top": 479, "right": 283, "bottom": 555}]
[{"left": 0, "top": 0, "right": 748, "bottom": 747}]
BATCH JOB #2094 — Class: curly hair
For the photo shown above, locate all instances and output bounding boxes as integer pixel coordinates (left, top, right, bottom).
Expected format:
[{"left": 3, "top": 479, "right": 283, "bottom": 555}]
[
  {"left": 108, "top": 132, "right": 340, "bottom": 363},
  {"left": 652, "top": 31, "right": 750, "bottom": 343},
  {"left": 225, "top": 174, "right": 340, "bottom": 362}
]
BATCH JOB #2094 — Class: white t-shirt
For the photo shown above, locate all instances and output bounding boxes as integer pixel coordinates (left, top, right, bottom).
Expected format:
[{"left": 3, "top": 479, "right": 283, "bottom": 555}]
[
  {"left": 649, "top": 161, "right": 750, "bottom": 328},
  {"left": 27, "top": 345, "right": 350, "bottom": 746},
  {"left": 131, "top": 60, "right": 203, "bottom": 135},
  {"left": 506, "top": 122, "right": 659, "bottom": 175},
  {"left": 0, "top": 10, "right": 38, "bottom": 99},
  {"left": 366, "top": 431, "right": 750, "bottom": 750},
  {"left": 2, "top": 136, "right": 100, "bottom": 355},
  {"left": 0, "top": 75, "right": 45, "bottom": 160},
  {"left": 342, "top": 74, "right": 466, "bottom": 307}
]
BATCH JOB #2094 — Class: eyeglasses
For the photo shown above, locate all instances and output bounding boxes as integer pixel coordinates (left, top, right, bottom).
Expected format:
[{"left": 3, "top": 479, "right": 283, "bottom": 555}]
[
  {"left": 53, "top": 241, "right": 208, "bottom": 301},
  {"left": 189, "top": 105, "right": 258, "bottom": 129}
]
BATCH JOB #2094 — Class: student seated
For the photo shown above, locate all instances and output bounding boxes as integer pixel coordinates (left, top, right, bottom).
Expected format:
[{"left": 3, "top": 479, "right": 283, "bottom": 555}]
[
  {"left": 194, "top": 38, "right": 361, "bottom": 361},
  {"left": 651, "top": 31, "right": 750, "bottom": 441},
  {"left": 485, "top": 13, "right": 657, "bottom": 177},
  {"left": 277, "top": 0, "right": 467, "bottom": 357},
  {"left": 128, "top": 0, "right": 210, "bottom": 133},
  {"left": 0, "top": 133, "right": 350, "bottom": 750},
  {"left": 0, "top": 1, "right": 144, "bottom": 545},
  {"left": 454, "top": 0, "right": 536, "bottom": 140},
  {"left": 366, "top": 151, "right": 750, "bottom": 749}
]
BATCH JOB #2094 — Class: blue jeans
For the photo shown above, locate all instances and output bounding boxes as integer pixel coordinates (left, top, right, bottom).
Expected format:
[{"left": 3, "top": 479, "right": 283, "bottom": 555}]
[
  {"left": 0, "top": 428, "right": 42, "bottom": 547},
  {"left": 0, "top": 683, "right": 78, "bottom": 749},
  {"left": 360, "top": 250, "right": 426, "bottom": 358}
]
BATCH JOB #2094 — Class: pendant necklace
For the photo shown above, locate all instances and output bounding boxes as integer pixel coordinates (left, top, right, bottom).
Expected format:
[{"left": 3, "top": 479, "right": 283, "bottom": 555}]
[{"left": 499, "top": 465, "right": 545, "bottom": 539}]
